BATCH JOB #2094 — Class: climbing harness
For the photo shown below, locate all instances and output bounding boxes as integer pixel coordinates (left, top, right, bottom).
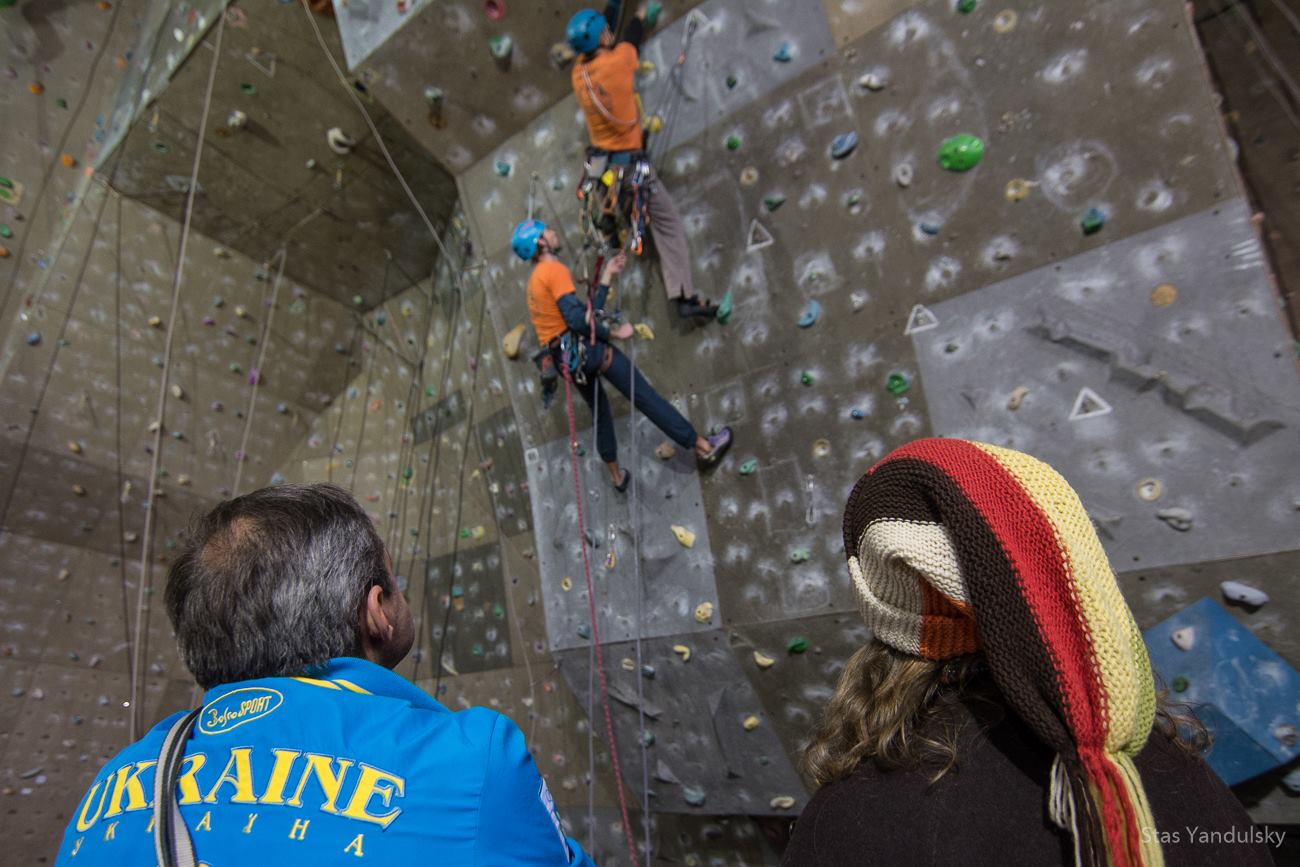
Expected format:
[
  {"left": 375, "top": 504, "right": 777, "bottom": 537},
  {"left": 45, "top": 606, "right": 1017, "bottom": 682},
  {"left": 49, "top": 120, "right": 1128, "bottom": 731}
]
[{"left": 576, "top": 148, "right": 654, "bottom": 257}]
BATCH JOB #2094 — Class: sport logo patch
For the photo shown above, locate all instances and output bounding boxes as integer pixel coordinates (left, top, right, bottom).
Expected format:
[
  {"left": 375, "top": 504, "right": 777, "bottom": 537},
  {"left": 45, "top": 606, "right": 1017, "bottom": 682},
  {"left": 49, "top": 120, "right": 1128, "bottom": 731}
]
[
  {"left": 538, "top": 778, "right": 571, "bottom": 862},
  {"left": 199, "top": 686, "right": 283, "bottom": 735}
]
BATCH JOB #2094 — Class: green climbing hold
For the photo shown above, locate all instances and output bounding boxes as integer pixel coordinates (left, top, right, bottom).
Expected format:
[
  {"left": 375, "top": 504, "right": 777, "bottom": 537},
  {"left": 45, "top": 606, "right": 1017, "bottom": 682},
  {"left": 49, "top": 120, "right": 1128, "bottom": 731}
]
[
  {"left": 488, "top": 34, "right": 513, "bottom": 60},
  {"left": 725, "top": 134, "right": 742, "bottom": 151},
  {"left": 789, "top": 548, "right": 811, "bottom": 563},
  {"left": 641, "top": 730, "right": 655, "bottom": 746},
  {"left": 716, "top": 290, "right": 733, "bottom": 324},
  {"left": 451, "top": 584, "right": 464, "bottom": 598},
  {"left": 956, "top": 0, "right": 977, "bottom": 12},
  {"left": 352, "top": 294, "right": 364, "bottom": 306},
  {"left": 725, "top": 73, "right": 738, "bottom": 89},
  {"left": 492, "top": 604, "right": 505, "bottom": 619},
  {"left": 738, "top": 459, "right": 758, "bottom": 476},
  {"left": 644, "top": 1, "right": 663, "bottom": 28},
  {"left": 886, "top": 372, "right": 910, "bottom": 395},
  {"left": 938, "top": 134, "right": 984, "bottom": 171},
  {"left": 56, "top": 98, "right": 68, "bottom": 109},
  {"left": 402, "top": 467, "right": 413, "bottom": 480},
  {"left": 0, "top": 176, "right": 11, "bottom": 189},
  {"left": 787, "top": 637, "right": 809, "bottom": 654},
  {"left": 409, "top": 527, "right": 419, "bottom": 537},
  {"left": 800, "top": 371, "right": 813, "bottom": 386},
  {"left": 471, "top": 643, "right": 484, "bottom": 657},
  {"left": 577, "top": 623, "right": 591, "bottom": 640},
  {"left": 1080, "top": 207, "right": 1106, "bottom": 235},
  {"left": 458, "top": 527, "right": 470, "bottom": 538},
  {"left": 763, "top": 194, "right": 785, "bottom": 212},
  {"left": 426, "top": 384, "right": 436, "bottom": 397},
  {"left": 239, "top": 82, "right": 257, "bottom": 95},
  {"left": 228, "top": 362, "right": 242, "bottom": 373},
  {"left": 1171, "top": 675, "right": 1189, "bottom": 693},
  {"left": 0, "top": 224, "right": 12, "bottom": 238}
]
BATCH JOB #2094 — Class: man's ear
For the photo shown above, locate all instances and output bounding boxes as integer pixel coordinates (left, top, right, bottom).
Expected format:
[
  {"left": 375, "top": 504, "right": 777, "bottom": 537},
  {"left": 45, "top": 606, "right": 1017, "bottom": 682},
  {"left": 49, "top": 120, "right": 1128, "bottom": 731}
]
[{"left": 364, "top": 583, "right": 394, "bottom": 642}]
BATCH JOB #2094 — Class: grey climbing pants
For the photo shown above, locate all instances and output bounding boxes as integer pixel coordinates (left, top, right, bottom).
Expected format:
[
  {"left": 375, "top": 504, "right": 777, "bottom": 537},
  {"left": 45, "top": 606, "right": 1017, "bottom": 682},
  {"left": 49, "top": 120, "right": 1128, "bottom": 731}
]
[{"left": 646, "top": 167, "right": 696, "bottom": 302}]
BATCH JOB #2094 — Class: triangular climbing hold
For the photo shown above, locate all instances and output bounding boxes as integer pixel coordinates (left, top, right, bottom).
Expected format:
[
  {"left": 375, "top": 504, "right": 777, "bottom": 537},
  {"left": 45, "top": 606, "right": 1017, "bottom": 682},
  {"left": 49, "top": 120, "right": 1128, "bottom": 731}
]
[
  {"left": 245, "top": 51, "right": 276, "bottom": 78},
  {"left": 746, "top": 219, "right": 774, "bottom": 253},
  {"left": 903, "top": 303, "right": 939, "bottom": 335},
  {"left": 1069, "top": 386, "right": 1112, "bottom": 421}
]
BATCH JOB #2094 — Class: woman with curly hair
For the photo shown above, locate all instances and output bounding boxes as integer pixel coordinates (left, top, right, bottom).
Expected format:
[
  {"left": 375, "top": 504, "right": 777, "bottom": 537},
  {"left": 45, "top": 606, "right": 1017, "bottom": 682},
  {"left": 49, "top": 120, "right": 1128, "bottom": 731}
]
[{"left": 783, "top": 438, "right": 1272, "bottom": 867}]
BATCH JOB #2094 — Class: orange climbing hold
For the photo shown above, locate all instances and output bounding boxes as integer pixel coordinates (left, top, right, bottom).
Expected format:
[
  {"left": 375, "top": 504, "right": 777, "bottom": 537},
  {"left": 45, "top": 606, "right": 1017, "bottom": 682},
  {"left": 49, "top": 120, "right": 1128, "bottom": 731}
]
[
  {"left": 0, "top": 246, "right": 9, "bottom": 259},
  {"left": 60, "top": 154, "right": 76, "bottom": 168},
  {"left": 97, "top": 0, "right": 112, "bottom": 9},
  {"left": 29, "top": 82, "right": 44, "bottom": 95}
]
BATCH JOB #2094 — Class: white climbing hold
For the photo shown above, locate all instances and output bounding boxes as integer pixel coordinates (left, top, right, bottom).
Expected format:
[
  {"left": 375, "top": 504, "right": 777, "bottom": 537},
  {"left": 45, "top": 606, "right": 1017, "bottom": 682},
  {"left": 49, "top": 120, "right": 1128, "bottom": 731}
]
[
  {"left": 621, "top": 658, "right": 636, "bottom": 671},
  {"left": 770, "top": 795, "right": 797, "bottom": 810},
  {"left": 694, "top": 601, "right": 713, "bottom": 623},
  {"left": 560, "top": 576, "right": 572, "bottom": 592},
  {"left": 903, "top": 303, "right": 939, "bottom": 335},
  {"left": 170, "top": 384, "right": 184, "bottom": 400},
  {"left": 672, "top": 525, "right": 696, "bottom": 548},
  {"left": 1068, "top": 386, "right": 1112, "bottom": 420},
  {"left": 1220, "top": 580, "right": 1268, "bottom": 607},
  {"left": 1156, "top": 507, "right": 1193, "bottom": 532},
  {"left": 753, "top": 651, "right": 775, "bottom": 669},
  {"left": 1170, "top": 627, "right": 1195, "bottom": 651},
  {"left": 746, "top": 219, "right": 774, "bottom": 252},
  {"left": 892, "top": 163, "right": 913, "bottom": 188},
  {"left": 655, "top": 442, "right": 676, "bottom": 461},
  {"left": 673, "top": 644, "right": 691, "bottom": 662},
  {"left": 1007, "top": 386, "right": 1029, "bottom": 411},
  {"left": 327, "top": 127, "right": 356, "bottom": 155}
]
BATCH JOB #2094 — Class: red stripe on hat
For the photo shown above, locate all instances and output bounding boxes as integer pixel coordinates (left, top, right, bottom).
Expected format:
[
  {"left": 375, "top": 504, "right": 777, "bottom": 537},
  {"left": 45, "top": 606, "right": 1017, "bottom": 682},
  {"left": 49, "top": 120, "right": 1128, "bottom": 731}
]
[
  {"left": 919, "top": 582, "right": 977, "bottom": 659},
  {"left": 874, "top": 439, "right": 1106, "bottom": 749}
]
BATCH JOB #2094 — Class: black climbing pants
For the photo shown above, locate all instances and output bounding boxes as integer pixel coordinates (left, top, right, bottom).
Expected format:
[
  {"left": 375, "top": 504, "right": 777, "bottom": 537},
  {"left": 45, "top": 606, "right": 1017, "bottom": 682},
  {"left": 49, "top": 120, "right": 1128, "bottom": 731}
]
[{"left": 563, "top": 342, "right": 696, "bottom": 463}]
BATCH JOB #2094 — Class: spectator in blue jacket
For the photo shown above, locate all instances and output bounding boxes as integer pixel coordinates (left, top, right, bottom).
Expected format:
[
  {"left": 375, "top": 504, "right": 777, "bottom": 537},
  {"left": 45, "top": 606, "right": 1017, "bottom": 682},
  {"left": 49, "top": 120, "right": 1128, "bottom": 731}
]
[{"left": 54, "top": 483, "right": 594, "bottom": 866}]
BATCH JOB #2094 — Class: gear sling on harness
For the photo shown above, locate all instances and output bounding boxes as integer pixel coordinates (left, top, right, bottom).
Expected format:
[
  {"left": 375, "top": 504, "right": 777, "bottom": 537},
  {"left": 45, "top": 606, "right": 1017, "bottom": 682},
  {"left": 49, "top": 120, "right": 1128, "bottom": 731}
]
[{"left": 577, "top": 147, "right": 652, "bottom": 255}]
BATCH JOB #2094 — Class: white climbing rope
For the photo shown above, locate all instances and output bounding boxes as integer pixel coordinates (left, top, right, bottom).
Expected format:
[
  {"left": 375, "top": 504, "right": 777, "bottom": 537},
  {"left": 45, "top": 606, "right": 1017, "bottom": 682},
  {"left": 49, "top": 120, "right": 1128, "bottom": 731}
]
[
  {"left": 230, "top": 246, "right": 287, "bottom": 497},
  {"left": 627, "top": 337, "right": 653, "bottom": 863},
  {"left": 129, "top": 11, "right": 226, "bottom": 742}
]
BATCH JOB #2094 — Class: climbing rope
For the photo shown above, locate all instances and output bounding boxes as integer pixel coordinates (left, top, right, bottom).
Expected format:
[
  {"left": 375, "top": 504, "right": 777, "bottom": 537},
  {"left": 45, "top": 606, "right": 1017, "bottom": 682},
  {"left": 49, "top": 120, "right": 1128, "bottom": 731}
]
[
  {"left": 231, "top": 246, "right": 288, "bottom": 497},
  {"left": 562, "top": 368, "right": 641, "bottom": 867},
  {"left": 627, "top": 338, "right": 653, "bottom": 862}
]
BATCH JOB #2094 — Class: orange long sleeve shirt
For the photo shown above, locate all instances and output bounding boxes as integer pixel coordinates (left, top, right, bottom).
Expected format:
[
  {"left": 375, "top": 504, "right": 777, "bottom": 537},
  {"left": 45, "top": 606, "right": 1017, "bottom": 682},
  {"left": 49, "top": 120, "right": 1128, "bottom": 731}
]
[{"left": 571, "top": 42, "right": 642, "bottom": 152}]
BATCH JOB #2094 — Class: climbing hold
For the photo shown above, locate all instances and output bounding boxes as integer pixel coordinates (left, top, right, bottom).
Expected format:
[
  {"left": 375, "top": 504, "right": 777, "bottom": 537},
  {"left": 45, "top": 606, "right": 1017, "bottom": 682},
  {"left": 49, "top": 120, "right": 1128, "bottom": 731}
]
[
  {"left": 488, "top": 35, "right": 513, "bottom": 62},
  {"left": 351, "top": 294, "right": 364, "bottom": 306},
  {"left": 68, "top": 441, "right": 82, "bottom": 455},
  {"left": 763, "top": 193, "right": 786, "bottom": 212},
  {"left": 797, "top": 299, "right": 821, "bottom": 328},
  {"left": 1220, "top": 580, "right": 1269, "bottom": 607},
  {"left": 857, "top": 72, "right": 886, "bottom": 91},
  {"left": 29, "top": 81, "right": 44, "bottom": 95},
  {"left": 60, "top": 153, "right": 77, "bottom": 169},
  {"left": 560, "top": 576, "right": 572, "bottom": 592},
  {"left": 937, "top": 134, "right": 985, "bottom": 171},
  {"left": 770, "top": 796, "right": 797, "bottom": 810},
  {"left": 725, "top": 134, "right": 742, "bottom": 151},
  {"left": 672, "top": 525, "right": 696, "bottom": 548},
  {"left": 742, "top": 715, "right": 760, "bottom": 731},
  {"left": 484, "top": 0, "right": 505, "bottom": 20},
  {"left": 1170, "top": 627, "right": 1195, "bottom": 652},
  {"left": 1135, "top": 478, "right": 1163, "bottom": 502},
  {"left": 993, "top": 9, "right": 1018, "bottom": 32},
  {"left": 495, "top": 160, "right": 512, "bottom": 177},
  {"left": 634, "top": 322, "right": 655, "bottom": 340},
  {"left": 550, "top": 41, "right": 576, "bottom": 67},
  {"left": 753, "top": 651, "right": 775, "bottom": 669},
  {"left": 72, "top": 484, "right": 86, "bottom": 497},
  {"left": 694, "top": 601, "right": 713, "bottom": 623},
  {"left": 501, "top": 323, "right": 526, "bottom": 358},
  {"left": 683, "top": 787, "right": 707, "bottom": 807},
  {"left": 147, "top": 315, "right": 164, "bottom": 329},
  {"left": 0, "top": 246, "right": 8, "bottom": 258},
  {"left": 576, "top": 623, "right": 591, "bottom": 640},
  {"left": 1171, "top": 675, "right": 1189, "bottom": 693},
  {"left": 773, "top": 42, "right": 793, "bottom": 63},
  {"left": 621, "top": 658, "right": 636, "bottom": 671},
  {"left": 830, "top": 132, "right": 858, "bottom": 160},
  {"left": 643, "top": 1, "right": 662, "bottom": 27},
  {"left": 1156, "top": 507, "right": 1193, "bottom": 532},
  {"left": 919, "top": 221, "right": 941, "bottom": 236},
  {"left": 655, "top": 441, "right": 676, "bottom": 460},
  {"left": 170, "top": 384, "right": 184, "bottom": 400},
  {"left": 800, "top": 371, "right": 813, "bottom": 387},
  {"left": 1080, "top": 207, "right": 1106, "bottom": 235},
  {"left": 725, "top": 73, "right": 738, "bottom": 89},
  {"left": 886, "top": 372, "right": 910, "bottom": 395},
  {"left": 893, "top": 163, "right": 914, "bottom": 188},
  {"left": 850, "top": 408, "right": 865, "bottom": 420},
  {"left": 739, "top": 166, "right": 759, "bottom": 186},
  {"left": 226, "top": 109, "right": 247, "bottom": 131},
  {"left": 25, "top": 331, "right": 41, "bottom": 346},
  {"left": 787, "top": 637, "right": 809, "bottom": 654},
  {"left": 673, "top": 644, "right": 691, "bottom": 662},
  {"left": 956, "top": 0, "right": 977, "bottom": 12},
  {"left": 1069, "top": 386, "right": 1112, "bottom": 420},
  {"left": 276, "top": 403, "right": 289, "bottom": 414},
  {"left": 1284, "top": 768, "right": 1300, "bottom": 794},
  {"left": 789, "top": 548, "right": 810, "bottom": 564},
  {"left": 1151, "top": 283, "right": 1178, "bottom": 307},
  {"left": 0, "top": 224, "right": 11, "bottom": 238},
  {"left": 641, "top": 730, "right": 655, "bottom": 747},
  {"left": 716, "top": 291, "right": 734, "bottom": 324},
  {"left": 1005, "top": 178, "right": 1030, "bottom": 201},
  {"left": 327, "top": 127, "right": 356, "bottom": 155},
  {"left": 1007, "top": 386, "right": 1029, "bottom": 411},
  {"left": 644, "top": 114, "right": 663, "bottom": 134},
  {"left": 811, "top": 439, "right": 831, "bottom": 458},
  {"left": 738, "top": 459, "right": 758, "bottom": 475}
]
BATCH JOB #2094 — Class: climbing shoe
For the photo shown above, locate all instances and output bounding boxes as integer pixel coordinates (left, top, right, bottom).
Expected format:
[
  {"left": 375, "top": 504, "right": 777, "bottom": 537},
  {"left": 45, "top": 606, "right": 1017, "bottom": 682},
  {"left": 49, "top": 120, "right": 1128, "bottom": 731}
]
[
  {"left": 675, "top": 295, "right": 719, "bottom": 320},
  {"left": 614, "top": 468, "right": 632, "bottom": 493},
  {"left": 697, "top": 427, "right": 733, "bottom": 467}
]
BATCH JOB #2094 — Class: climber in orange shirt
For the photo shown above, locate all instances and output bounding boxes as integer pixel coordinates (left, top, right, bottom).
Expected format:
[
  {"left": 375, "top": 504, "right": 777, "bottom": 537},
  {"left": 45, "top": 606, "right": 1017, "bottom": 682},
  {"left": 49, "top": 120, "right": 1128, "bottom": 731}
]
[
  {"left": 566, "top": 2, "right": 719, "bottom": 322},
  {"left": 514, "top": 218, "right": 732, "bottom": 491}
]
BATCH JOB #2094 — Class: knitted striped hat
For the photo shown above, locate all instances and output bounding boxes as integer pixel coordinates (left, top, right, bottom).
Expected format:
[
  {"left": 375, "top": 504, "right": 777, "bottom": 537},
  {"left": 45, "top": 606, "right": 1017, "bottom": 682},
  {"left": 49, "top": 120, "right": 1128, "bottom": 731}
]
[{"left": 843, "top": 438, "right": 1162, "bottom": 867}]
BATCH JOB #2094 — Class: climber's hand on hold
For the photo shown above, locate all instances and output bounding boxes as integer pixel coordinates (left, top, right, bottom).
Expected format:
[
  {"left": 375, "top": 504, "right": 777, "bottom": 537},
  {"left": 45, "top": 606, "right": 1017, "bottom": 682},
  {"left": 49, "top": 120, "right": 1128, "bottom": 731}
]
[
  {"left": 611, "top": 322, "right": 635, "bottom": 340},
  {"left": 601, "top": 251, "right": 628, "bottom": 284}
]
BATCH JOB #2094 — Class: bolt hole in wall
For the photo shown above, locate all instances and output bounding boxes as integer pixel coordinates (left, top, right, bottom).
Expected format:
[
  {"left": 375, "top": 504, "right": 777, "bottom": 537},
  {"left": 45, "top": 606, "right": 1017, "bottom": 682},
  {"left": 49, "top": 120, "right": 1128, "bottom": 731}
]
[{"left": 2, "top": 0, "right": 1300, "bottom": 864}]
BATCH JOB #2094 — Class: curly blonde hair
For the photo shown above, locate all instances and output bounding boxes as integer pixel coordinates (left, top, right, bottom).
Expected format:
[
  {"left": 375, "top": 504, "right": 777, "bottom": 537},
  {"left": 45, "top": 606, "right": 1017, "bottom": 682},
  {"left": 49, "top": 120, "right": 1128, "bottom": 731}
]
[{"left": 802, "top": 638, "right": 1208, "bottom": 787}]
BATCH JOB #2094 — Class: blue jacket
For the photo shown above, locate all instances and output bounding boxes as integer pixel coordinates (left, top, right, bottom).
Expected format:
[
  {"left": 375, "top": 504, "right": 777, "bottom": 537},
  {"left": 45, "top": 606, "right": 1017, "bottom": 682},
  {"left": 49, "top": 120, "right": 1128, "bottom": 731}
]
[{"left": 54, "top": 658, "right": 595, "bottom": 866}]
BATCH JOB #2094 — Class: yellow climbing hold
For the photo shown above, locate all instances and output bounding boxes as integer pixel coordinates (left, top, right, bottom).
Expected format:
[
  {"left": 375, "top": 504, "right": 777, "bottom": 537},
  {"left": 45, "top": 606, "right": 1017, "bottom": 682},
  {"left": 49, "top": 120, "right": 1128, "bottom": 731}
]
[
  {"left": 672, "top": 525, "right": 696, "bottom": 548},
  {"left": 743, "top": 715, "right": 760, "bottom": 731},
  {"left": 753, "top": 651, "right": 775, "bottom": 669},
  {"left": 1007, "top": 386, "right": 1029, "bottom": 411},
  {"left": 502, "top": 323, "right": 527, "bottom": 359},
  {"left": 67, "top": 441, "right": 82, "bottom": 454},
  {"left": 72, "top": 484, "right": 87, "bottom": 497},
  {"left": 655, "top": 441, "right": 676, "bottom": 461},
  {"left": 621, "top": 658, "right": 636, "bottom": 671},
  {"left": 673, "top": 644, "right": 691, "bottom": 662},
  {"left": 1005, "top": 178, "right": 1031, "bottom": 202},
  {"left": 770, "top": 796, "right": 796, "bottom": 810},
  {"left": 601, "top": 169, "right": 617, "bottom": 187},
  {"left": 694, "top": 601, "right": 713, "bottom": 623},
  {"left": 470, "top": 525, "right": 486, "bottom": 541},
  {"left": 645, "top": 115, "right": 663, "bottom": 134},
  {"left": 634, "top": 322, "right": 655, "bottom": 340},
  {"left": 561, "top": 576, "right": 573, "bottom": 592},
  {"left": 1151, "top": 283, "right": 1178, "bottom": 308},
  {"left": 147, "top": 315, "right": 163, "bottom": 328}
]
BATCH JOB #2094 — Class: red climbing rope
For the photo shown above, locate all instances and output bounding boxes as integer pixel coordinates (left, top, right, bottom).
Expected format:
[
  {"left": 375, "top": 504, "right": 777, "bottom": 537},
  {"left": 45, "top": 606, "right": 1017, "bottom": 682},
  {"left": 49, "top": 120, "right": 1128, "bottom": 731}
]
[{"left": 562, "top": 370, "right": 642, "bottom": 867}]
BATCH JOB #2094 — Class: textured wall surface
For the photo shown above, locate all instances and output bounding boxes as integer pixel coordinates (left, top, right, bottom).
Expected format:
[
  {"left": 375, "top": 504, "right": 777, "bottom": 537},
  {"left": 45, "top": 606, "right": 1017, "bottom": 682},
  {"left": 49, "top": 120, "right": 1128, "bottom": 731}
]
[{"left": 2, "top": 0, "right": 1298, "bottom": 863}]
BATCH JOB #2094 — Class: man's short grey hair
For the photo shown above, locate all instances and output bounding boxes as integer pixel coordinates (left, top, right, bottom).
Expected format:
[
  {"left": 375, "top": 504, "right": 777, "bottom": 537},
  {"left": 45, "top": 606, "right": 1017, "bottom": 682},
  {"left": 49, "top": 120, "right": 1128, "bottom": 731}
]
[{"left": 164, "top": 483, "right": 391, "bottom": 689}]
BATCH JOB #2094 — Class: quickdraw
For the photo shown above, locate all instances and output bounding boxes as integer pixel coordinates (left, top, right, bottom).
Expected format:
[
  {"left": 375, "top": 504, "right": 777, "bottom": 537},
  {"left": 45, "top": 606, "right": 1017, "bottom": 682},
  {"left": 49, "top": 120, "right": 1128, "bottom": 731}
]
[{"left": 576, "top": 149, "right": 652, "bottom": 259}]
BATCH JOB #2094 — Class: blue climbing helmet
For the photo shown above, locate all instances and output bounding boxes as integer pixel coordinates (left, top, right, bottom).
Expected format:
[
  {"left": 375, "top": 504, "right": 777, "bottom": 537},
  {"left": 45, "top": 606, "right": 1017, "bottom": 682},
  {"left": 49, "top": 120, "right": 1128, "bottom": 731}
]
[
  {"left": 511, "top": 219, "right": 546, "bottom": 261},
  {"left": 566, "top": 9, "right": 606, "bottom": 54}
]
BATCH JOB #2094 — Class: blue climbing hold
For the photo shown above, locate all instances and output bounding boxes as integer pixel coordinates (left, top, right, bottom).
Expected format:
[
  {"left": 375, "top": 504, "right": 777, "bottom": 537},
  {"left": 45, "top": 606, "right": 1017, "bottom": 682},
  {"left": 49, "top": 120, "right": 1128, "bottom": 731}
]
[
  {"left": 797, "top": 299, "right": 821, "bottom": 328},
  {"left": 919, "top": 222, "right": 941, "bottom": 236},
  {"left": 773, "top": 42, "right": 793, "bottom": 63},
  {"left": 850, "top": 407, "right": 865, "bottom": 420},
  {"left": 830, "top": 132, "right": 858, "bottom": 160},
  {"left": 25, "top": 331, "right": 41, "bottom": 346}
]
